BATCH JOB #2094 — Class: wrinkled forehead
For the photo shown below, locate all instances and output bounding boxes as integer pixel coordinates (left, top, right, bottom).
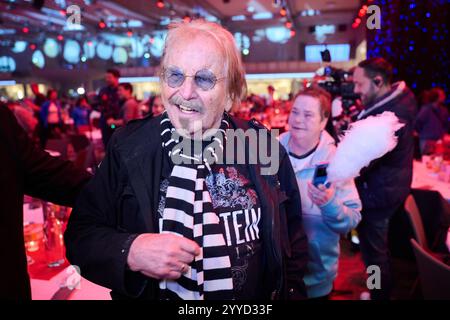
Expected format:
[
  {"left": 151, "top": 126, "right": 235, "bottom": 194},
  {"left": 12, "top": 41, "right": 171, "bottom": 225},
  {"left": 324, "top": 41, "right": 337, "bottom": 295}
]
[{"left": 162, "top": 30, "right": 226, "bottom": 71}]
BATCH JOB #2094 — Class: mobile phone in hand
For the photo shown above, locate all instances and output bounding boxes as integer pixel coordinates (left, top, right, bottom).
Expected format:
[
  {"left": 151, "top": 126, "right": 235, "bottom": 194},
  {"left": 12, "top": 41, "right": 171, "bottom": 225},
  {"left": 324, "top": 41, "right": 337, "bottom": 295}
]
[{"left": 312, "top": 163, "right": 329, "bottom": 188}]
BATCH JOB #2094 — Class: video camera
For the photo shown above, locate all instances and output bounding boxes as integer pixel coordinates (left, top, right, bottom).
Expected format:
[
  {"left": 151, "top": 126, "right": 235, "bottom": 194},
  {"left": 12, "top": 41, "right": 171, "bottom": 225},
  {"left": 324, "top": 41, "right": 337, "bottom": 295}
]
[{"left": 318, "top": 66, "right": 360, "bottom": 112}]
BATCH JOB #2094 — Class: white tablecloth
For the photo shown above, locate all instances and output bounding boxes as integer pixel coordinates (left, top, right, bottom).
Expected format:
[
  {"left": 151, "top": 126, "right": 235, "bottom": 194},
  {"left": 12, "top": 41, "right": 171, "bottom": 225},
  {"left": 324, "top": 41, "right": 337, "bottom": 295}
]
[
  {"left": 83, "top": 129, "right": 102, "bottom": 141},
  {"left": 31, "top": 266, "right": 111, "bottom": 300},
  {"left": 24, "top": 203, "right": 111, "bottom": 300},
  {"left": 412, "top": 161, "right": 450, "bottom": 200}
]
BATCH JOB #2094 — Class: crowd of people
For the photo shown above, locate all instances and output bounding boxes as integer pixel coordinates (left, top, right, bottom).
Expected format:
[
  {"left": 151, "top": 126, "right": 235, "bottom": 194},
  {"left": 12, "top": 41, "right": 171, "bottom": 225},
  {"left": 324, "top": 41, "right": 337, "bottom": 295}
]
[
  {"left": 1, "top": 71, "right": 166, "bottom": 152},
  {"left": 2, "top": 67, "right": 447, "bottom": 162},
  {"left": 1, "top": 19, "right": 449, "bottom": 301}
]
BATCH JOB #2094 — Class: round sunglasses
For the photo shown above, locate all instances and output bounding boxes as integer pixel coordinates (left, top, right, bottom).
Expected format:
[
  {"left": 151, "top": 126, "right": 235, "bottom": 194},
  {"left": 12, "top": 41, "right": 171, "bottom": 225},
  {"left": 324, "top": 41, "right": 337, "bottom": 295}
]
[{"left": 161, "top": 67, "right": 225, "bottom": 91}]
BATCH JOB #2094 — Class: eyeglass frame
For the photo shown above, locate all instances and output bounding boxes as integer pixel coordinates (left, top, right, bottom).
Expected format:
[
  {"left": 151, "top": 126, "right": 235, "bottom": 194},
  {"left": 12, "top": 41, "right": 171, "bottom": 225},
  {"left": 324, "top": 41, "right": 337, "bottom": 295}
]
[{"left": 160, "top": 66, "right": 226, "bottom": 91}]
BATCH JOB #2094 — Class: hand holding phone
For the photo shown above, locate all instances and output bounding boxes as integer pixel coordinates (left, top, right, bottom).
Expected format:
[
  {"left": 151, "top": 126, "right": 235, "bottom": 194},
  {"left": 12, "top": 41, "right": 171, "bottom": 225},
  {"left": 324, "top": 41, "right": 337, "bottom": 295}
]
[
  {"left": 307, "top": 181, "right": 335, "bottom": 207},
  {"left": 312, "top": 163, "right": 329, "bottom": 188}
]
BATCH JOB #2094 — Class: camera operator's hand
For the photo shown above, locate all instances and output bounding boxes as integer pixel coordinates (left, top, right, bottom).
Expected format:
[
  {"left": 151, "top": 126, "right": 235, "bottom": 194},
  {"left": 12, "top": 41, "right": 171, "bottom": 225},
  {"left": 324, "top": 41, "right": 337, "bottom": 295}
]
[{"left": 307, "top": 182, "right": 335, "bottom": 207}]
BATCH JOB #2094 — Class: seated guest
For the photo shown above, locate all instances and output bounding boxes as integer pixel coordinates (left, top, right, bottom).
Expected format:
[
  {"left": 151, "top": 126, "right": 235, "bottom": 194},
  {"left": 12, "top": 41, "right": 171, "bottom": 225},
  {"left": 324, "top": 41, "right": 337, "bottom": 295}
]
[
  {"left": 65, "top": 19, "right": 308, "bottom": 300},
  {"left": 280, "top": 87, "right": 362, "bottom": 299},
  {"left": 415, "top": 87, "right": 449, "bottom": 155}
]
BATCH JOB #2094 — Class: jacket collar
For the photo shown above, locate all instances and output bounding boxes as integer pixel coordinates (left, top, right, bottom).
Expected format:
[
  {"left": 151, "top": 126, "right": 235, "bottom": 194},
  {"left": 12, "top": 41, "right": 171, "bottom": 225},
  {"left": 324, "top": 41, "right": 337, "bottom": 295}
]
[
  {"left": 357, "top": 81, "right": 406, "bottom": 119},
  {"left": 280, "top": 130, "right": 335, "bottom": 171},
  {"left": 115, "top": 116, "right": 164, "bottom": 233},
  {"left": 114, "top": 115, "right": 283, "bottom": 292}
]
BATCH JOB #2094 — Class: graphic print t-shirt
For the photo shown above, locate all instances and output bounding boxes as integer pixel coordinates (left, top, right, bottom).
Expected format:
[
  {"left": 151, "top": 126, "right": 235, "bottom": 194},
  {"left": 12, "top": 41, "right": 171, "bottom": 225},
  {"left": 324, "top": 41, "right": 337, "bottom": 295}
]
[{"left": 158, "top": 164, "right": 264, "bottom": 299}]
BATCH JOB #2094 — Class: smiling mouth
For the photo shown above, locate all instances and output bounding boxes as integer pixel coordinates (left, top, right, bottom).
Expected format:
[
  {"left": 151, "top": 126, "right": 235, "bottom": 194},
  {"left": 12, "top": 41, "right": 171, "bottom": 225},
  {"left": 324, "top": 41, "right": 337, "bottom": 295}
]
[{"left": 175, "top": 104, "right": 200, "bottom": 114}]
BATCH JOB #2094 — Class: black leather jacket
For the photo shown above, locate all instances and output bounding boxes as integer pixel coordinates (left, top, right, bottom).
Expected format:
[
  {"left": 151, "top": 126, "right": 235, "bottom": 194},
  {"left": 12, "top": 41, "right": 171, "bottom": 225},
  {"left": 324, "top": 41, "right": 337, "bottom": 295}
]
[{"left": 65, "top": 114, "right": 308, "bottom": 300}]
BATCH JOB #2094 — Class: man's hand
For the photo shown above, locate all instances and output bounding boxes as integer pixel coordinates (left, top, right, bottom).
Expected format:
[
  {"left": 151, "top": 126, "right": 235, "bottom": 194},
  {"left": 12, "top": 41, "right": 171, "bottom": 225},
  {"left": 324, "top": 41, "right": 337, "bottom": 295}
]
[{"left": 127, "top": 233, "right": 200, "bottom": 280}]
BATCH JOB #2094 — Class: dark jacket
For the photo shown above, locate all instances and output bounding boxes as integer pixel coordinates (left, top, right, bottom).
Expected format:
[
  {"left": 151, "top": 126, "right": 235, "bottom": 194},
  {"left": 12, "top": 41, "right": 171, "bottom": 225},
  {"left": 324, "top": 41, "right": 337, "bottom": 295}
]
[
  {"left": 0, "top": 107, "right": 91, "bottom": 300},
  {"left": 97, "top": 85, "right": 120, "bottom": 121},
  {"left": 71, "top": 105, "right": 91, "bottom": 128},
  {"left": 355, "top": 81, "right": 418, "bottom": 218},
  {"left": 415, "top": 103, "right": 449, "bottom": 140},
  {"left": 39, "top": 100, "right": 63, "bottom": 128},
  {"left": 97, "top": 85, "right": 120, "bottom": 146},
  {"left": 65, "top": 114, "right": 308, "bottom": 300}
]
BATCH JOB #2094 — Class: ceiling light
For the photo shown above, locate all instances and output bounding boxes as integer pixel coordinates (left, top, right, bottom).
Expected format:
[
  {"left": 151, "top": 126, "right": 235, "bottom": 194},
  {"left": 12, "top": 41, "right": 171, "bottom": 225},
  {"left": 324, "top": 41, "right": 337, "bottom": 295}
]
[{"left": 156, "top": 0, "right": 165, "bottom": 9}]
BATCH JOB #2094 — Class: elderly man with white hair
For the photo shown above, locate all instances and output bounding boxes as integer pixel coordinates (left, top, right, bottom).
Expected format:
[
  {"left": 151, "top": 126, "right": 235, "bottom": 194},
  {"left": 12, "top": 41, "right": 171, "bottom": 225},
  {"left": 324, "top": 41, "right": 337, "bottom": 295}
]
[{"left": 65, "top": 20, "right": 308, "bottom": 300}]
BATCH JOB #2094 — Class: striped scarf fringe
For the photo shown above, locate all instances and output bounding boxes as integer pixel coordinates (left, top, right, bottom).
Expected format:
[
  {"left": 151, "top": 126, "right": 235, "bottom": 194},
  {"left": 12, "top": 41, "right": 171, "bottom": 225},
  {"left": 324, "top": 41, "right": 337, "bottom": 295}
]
[{"left": 159, "top": 112, "right": 234, "bottom": 300}]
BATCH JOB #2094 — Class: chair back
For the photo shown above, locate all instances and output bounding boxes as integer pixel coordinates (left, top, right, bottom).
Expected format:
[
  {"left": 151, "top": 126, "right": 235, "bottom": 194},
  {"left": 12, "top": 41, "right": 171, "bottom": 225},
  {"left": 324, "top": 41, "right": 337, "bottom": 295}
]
[
  {"left": 405, "top": 195, "right": 429, "bottom": 250},
  {"left": 410, "top": 238, "right": 450, "bottom": 299}
]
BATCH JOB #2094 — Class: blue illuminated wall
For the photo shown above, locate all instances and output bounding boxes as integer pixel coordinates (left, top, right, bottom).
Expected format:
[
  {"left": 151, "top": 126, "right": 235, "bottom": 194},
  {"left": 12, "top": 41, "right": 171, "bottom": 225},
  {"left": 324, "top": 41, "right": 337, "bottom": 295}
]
[{"left": 366, "top": 0, "right": 449, "bottom": 102}]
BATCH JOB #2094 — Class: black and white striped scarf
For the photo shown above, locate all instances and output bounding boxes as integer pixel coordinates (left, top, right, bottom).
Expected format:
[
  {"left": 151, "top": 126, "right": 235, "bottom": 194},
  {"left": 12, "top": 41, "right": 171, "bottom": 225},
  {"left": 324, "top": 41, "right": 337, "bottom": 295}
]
[{"left": 159, "top": 112, "right": 234, "bottom": 300}]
